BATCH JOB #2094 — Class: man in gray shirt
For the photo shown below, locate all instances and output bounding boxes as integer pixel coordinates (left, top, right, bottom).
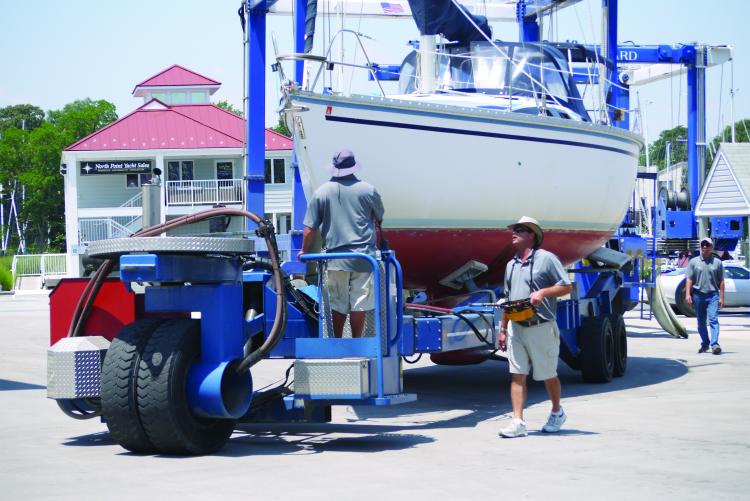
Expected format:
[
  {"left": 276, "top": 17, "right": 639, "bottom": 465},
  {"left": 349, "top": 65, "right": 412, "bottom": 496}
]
[
  {"left": 498, "top": 216, "right": 572, "bottom": 439},
  {"left": 299, "top": 149, "right": 384, "bottom": 338},
  {"left": 685, "top": 237, "right": 725, "bottom": 354}
]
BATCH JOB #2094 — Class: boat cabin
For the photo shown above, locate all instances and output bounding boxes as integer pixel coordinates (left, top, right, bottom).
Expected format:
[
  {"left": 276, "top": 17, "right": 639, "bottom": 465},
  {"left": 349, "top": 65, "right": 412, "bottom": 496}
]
[{"left": 398, "top": 41, "right": 590, "bottom": 121}]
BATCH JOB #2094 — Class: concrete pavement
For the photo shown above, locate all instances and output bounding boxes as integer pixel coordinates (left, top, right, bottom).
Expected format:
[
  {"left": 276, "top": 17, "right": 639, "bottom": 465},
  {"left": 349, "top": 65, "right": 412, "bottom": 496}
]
[{"left": 1, "top": 293, "right": 748, "bottom": 500}]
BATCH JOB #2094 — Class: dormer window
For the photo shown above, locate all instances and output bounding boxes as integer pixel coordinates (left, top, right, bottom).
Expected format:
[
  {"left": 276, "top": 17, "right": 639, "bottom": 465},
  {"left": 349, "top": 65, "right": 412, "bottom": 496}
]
[
  {"left": 133, "top": 65, "right": 220, "bottom": 105},
  {"left": 149, "top": 90, "right": 209, "bottom": 105}
]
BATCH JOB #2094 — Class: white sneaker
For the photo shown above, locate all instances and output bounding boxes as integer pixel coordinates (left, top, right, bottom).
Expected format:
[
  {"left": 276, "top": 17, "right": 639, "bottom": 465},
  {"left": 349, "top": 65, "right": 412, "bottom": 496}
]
[
  {"left": 542, "top": 410, "right": 567, "bottom": 433},
  {"left": 499, "top": 418, "right": 528, "bottom": 438}
]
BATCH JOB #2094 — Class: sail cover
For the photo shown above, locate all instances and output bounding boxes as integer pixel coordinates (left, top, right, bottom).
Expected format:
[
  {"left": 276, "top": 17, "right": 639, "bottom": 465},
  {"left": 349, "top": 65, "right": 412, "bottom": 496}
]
[{"left": 407, "top": 0, "right": 492, "bottom": 42}]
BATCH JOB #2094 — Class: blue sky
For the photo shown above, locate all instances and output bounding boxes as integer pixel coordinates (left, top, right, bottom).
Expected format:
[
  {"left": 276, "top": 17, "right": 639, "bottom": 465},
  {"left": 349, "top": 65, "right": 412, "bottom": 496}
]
[{"left": 1, "top": 0, "right": 748, "bottom": 143}]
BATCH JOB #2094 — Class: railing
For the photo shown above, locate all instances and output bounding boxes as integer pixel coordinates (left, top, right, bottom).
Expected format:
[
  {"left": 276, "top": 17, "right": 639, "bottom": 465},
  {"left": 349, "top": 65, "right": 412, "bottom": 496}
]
[
  {"left": 120, "top": 191, "right": 143, "bottom": 208},
  {"left": 252, "top": 233, "right": 292, "bottom": 262},
  {"left": 166, "top": 179, "right": 244, "bottom": 206},
  {"left": 11, "top": 253, "right": 67, "bottom": 281},
  {"left": 79, "top": 218, "right": 134, "bottom": 244}
]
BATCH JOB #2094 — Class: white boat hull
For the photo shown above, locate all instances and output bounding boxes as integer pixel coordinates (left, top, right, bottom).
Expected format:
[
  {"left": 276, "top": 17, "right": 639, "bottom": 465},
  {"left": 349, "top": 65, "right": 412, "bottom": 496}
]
[{"left": 286, "top": 91, "right": 643, "bottom": 292}]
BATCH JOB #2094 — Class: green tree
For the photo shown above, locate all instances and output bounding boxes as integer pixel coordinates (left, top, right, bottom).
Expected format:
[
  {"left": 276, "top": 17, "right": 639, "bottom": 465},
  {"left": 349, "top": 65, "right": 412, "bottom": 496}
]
[
  {"left": 0, "top": 104, "right": 45, "bottom": 133},
  {"left": 639, "top": 125, "right": 688, "bottom": 170},
  {"left": 21, "top": 122, "right": 70, "bottom": 249},
  {"left": 707, "top": 118, "right": 750, "bottom": 161},
  {"left": 270, "top": 115, "right": 291, "bottom": 138},
  {"left": 47, "top": 99, "right": 118, "bottom": 143},
  {"left": 0, "top": 99, "right": 118, "bottom": 252},
  {"left": 215, "top": 100, "right": 244, "bottom": 117}
]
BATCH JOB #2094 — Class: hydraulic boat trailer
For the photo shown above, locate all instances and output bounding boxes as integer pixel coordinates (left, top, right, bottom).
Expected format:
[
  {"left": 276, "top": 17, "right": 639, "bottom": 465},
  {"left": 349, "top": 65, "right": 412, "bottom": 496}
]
[{"left": 47, "top": 220, "right": 639, "bottom": 455}]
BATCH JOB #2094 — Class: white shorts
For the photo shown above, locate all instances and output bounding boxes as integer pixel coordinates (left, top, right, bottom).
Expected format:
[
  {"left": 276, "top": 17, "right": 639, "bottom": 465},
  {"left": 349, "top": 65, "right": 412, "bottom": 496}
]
[
  {"left": 326, "top": 270, "right": 374, "bottom": 314},
  {"left": 507, "top": 321, "right": 560, "bottom": 381}
]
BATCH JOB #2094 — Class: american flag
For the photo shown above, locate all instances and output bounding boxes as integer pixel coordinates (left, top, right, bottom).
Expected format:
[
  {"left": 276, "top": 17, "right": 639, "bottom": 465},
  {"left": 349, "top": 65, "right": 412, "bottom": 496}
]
[{"left": 381, "top": 2, "right": 404, "bottom": 14}]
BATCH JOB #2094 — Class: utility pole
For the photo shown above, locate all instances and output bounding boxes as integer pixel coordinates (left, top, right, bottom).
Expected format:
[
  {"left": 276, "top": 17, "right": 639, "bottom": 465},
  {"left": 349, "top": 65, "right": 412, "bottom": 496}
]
[
  {"left": 0, "top": 183, "right": 5, "bottom": 255},
  {"left": 730, "top": 58, "right": 736, "bottom": 143}
]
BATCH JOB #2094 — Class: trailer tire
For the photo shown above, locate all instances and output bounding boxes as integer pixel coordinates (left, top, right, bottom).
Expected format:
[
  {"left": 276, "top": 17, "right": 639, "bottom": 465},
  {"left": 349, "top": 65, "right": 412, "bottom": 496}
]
[
  {"left": 101, "top": 319, "right": 164, "bottom": 453},
  {"left": 579, "top": 316, "right": 614, "bottom": 383},
  {"left": 610, "top": 314, "right": 627, "bottom": 377},
  {"left": 137, "top": 319, "right": 236, "bottom": 455},
  {"left": 676, "top": 282, "right": 696, "bottom": 317}
]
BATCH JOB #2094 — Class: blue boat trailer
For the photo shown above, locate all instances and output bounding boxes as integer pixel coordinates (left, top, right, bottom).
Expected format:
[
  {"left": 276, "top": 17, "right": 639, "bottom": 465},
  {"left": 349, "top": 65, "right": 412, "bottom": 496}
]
[{"left": 46, "top": 238, "right": 637, "bottom": 455}]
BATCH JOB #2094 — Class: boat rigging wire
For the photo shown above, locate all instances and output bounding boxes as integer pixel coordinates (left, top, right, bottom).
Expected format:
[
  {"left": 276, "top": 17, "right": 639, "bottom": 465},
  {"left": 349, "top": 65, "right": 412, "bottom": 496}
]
[{"left": 447, "top": 0, "right": 568, "bottom": 113}]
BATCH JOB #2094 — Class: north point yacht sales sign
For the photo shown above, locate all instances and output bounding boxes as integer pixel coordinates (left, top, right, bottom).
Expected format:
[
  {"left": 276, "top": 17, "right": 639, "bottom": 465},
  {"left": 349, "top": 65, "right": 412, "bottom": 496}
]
[{"left": 80, "top": 160, "right": 152, "bottom": 175}]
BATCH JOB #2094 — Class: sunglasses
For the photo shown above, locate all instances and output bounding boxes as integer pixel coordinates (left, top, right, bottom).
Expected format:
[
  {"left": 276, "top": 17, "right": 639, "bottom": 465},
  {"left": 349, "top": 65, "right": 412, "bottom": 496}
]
[
  {"left": 700, "top": 244, "right": 713, "bottom": 248},
  {"left": 512, "top": 226, "right": 531, "bottom": 234}
]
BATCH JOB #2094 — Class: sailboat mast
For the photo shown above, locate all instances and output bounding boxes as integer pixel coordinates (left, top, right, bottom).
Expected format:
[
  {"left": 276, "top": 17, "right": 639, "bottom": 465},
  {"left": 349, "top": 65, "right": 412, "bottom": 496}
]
[{"left": 418, "top": 35, "right": 437, "bottom": 93}]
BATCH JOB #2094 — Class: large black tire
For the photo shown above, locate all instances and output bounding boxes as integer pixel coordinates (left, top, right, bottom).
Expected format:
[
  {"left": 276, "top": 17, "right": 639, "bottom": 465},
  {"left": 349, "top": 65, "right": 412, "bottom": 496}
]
[
  {"left": 610, "top": 314, "right": 627, "bottom": 377},
  {"left": 579, "top": 316, "right": 615, "bottom": 383},
  {"left": 137, "top": 319, "right": 236, "bottom": 455},
  {"left": 676, "top": 282, "right": 696, "bottom": 317},
  {"left": 101, "top": 319, "right": 164, "bottom": 453}
]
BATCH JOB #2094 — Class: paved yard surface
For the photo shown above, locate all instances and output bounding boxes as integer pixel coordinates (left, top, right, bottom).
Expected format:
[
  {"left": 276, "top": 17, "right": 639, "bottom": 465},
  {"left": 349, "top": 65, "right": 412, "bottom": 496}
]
[{"left": 1, "top": 293, "right": 748, "bottom": 500}]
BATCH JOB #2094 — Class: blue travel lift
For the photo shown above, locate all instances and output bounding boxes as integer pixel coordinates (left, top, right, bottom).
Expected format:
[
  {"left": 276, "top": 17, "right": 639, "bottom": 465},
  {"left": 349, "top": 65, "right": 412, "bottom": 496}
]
[{"left": 48, "top": 1, "right": 659, "bottom": 455}]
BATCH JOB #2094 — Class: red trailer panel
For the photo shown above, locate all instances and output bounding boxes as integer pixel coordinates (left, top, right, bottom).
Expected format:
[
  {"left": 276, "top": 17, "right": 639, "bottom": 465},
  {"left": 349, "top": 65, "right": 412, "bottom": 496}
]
[{"left": 49, "top": 278, "right": 137, "bottom": 345}]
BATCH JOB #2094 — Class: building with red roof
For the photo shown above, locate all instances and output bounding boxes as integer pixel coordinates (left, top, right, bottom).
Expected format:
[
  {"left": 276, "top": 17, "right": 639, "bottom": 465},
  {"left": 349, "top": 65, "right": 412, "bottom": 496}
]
[{"left": 61, "top": 66, "right": 294, "bottom": 276}]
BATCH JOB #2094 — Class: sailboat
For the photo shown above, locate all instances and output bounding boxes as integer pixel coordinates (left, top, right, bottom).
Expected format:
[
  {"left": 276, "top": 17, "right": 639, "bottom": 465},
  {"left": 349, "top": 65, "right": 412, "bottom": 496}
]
[{"left": 275, "top": 0, "right": 643, "bottom": 298}]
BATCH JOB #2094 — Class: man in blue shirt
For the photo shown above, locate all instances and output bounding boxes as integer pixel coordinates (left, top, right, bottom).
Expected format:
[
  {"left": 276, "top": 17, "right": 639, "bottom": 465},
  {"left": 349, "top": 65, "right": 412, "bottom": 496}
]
[
  {"left": 299, "top": 149, "right": 385, "bottom": 338},
  {"left": 685, "top": 237, "right": 725, "bottom": 354}
]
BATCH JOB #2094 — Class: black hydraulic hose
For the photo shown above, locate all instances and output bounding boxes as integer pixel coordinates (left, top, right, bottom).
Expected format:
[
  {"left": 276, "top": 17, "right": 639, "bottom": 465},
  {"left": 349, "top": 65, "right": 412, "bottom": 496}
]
[
  {"left": 453, "top": 311, "right": 496, "bottom": 349},
  {"left": 68, "top": 207, "right": 288, "bottom": 376},
  {"left": 402, "top": 353, "right": 423, "bottom": 364},
  {"left": 244, "top": 258, "right": 318, "bottom": 322},
  {"left": 405, "top": 303, "right": 495, "bottom": 349}
]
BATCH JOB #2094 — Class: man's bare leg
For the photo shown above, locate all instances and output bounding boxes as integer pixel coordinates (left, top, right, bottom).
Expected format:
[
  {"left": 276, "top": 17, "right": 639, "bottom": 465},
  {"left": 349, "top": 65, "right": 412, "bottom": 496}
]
[
  {"left": 350, "top": 311, "right": 366, "bottom": 338},
  {"left": 510, "top": 374, "right": 527, "bottom": 421},
  {"left": 544, "top": 377, "right": 562, "bottom": 413},
  {"left": 332, "top": 310, "right": 347, "bottom": 338}
]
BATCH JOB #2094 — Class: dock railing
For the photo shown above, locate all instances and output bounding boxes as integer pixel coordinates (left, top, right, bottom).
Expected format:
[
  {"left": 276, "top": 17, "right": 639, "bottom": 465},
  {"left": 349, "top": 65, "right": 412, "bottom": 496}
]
[{"left": 11, "top": 253, "right": 67, "bottom": 289}]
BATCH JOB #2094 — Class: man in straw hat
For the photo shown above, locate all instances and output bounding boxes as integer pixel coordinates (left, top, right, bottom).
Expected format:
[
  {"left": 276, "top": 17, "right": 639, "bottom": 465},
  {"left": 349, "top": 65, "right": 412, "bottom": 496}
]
[
  {"left": 299, "top": 149, "right": 385, "bottom": 338},
  {"left": 685, "top": 237, "right": 725, "bottom": 355},
  {"left": 498, "top": 216, "right": 572, "bottom": 438}
]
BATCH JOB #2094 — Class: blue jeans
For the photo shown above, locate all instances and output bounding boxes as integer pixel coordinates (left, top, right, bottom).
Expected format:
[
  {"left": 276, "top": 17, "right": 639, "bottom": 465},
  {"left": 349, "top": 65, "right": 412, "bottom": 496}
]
[{"left": 693, "top": 290, "right": 720, "bottom": 347}]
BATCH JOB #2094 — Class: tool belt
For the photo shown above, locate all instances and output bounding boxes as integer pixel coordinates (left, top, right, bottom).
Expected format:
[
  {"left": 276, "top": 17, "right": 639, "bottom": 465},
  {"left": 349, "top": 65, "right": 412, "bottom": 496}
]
[
  {"left": 500, "top": 298, "right": 536, "bottom": 322},
  {"left": 515, "top": 317, "right": 549, "bottom": 327}
]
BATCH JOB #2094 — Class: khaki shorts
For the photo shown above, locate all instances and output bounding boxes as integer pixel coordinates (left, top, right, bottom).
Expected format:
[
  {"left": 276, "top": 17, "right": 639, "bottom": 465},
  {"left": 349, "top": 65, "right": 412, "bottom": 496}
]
[
  {"left": 326, "top": 270, "right": 374, "bottom": 314},
  {"left": 507, "top": 321, "right": 560, "bottom": 381}
]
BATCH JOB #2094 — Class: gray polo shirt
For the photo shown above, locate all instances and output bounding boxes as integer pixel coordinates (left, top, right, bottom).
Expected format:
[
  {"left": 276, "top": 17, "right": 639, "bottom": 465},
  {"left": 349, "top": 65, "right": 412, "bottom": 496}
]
[
  {"left": 686, "top": 255, "right": 724, "bottom": 294},
  {"left": 303, "top": 175, "right": 384, "bottom": 272},
  {"left": 504, "top": 249, "right": 571, "bottom": 321}
]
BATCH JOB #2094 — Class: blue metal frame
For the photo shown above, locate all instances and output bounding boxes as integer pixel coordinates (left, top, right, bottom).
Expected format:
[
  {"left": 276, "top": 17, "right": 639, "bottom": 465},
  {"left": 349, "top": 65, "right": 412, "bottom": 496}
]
[
  {"left": 299, "top": 252, "right": 387, "bottom": 398},
  {"left": 246, "top": 0, "right": 268, "bottom": 226},
  {"left": 289, "top": 0, "right": 309, "bottom": 261},
  {"left": 121, "top": 253, "right": 253, "bottom": 420}
]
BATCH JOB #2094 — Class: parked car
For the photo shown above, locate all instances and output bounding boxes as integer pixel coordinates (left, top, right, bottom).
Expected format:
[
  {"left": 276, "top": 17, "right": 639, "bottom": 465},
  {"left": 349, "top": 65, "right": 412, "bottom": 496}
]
[{"left": 661, "top": 262, "right": 750, "bottom": 316}]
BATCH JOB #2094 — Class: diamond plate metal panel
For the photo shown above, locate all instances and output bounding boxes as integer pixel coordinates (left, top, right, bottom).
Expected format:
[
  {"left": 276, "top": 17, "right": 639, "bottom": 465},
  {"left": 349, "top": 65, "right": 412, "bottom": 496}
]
[
  {"left": 294, "top": 359, "right": 370, "bottom": 397},
  {"left": 87, "top": 236, "right": 254, "bottom": 257},
  {"left": 47, "top": 337, "right": 109, "bottom": 399}
]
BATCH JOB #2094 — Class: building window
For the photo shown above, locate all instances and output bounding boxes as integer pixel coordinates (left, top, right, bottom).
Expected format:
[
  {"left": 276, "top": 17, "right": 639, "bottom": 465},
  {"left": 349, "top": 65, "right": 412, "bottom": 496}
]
[
  {"left": 152, "top": 92, "right": 167, "bottom": 103},
  {"left": 264, "top": 158, "right": 286, "bottom": 184},
  {"left": 190, "top": 91, "right": 208, "bottom": 104},
  {"left": 167, "top": 161, "right": 194, "bottom": 181},
  {"left": 126, "top": 173, "right": 153, "bottom": 189},
  {"left": 171, "top": 92, "right": 186, "bottom": 105},
  {"left": 265, "top": 212, "right": 292, "bottom": 234},
  {"left": 277, "top": 212, "right": 292, "bottom": 234},
  {"left": 216, "top": 161, "right": 233, "bottom": 180}
]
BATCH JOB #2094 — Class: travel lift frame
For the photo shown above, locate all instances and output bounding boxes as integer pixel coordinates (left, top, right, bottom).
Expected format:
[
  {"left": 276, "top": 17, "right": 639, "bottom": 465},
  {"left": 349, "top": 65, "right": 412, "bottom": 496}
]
[{"left": 48, "top": 1, "right": 647, "bottom": 455}]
